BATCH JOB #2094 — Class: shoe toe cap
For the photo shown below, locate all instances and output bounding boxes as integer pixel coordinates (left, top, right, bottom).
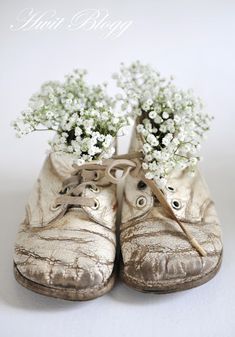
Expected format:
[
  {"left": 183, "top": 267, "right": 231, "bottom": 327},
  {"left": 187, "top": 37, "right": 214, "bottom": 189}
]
[
  {"left": 14, "top": 216, "right": 116, "bottom": 297},
  {"left": 121, "top": 219, "right": 222, "bottom": 291}
]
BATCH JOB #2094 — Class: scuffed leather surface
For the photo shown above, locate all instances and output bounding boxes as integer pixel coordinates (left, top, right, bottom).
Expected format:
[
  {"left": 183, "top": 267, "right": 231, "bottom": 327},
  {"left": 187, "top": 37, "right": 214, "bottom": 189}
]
[
  {"left": 14, "top": 153, "right": 117, "bottom": 292},
  {"left": 120, "top": 130, "right": 223, "bottom": 290}
]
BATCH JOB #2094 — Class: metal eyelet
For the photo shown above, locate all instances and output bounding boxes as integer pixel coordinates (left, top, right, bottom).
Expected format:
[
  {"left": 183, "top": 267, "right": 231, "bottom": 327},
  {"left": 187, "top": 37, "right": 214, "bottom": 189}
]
[
  {"left": 136, "top": 196, "right": 147, "bottom": 208},
  {"left": 91, "top": 199, "right": 100, "bottom": 210},
  {"left": 50, "top": 203, "right": 61, "bottom": 211},
  {"left": 93, "top": 171, "right": 99, "bottom": 181},
  {"left": 137, "top": 180, "right": 147, "bottom": 190},
  {"left": 88, "top": 185, "right": 100, "bottom": 193},
  {"left": 167, "top": 185, "right": 175, "bottom": 192},
  {"left": 171, "top": 199, "right": 181, "bottom": 210},
  {"left": 65, "top": 186, "right": 70, "bottom": 193}
]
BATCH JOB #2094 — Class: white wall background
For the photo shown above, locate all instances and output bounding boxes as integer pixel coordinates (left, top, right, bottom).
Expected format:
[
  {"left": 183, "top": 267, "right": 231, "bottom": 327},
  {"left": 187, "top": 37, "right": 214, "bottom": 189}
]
[{"left": 0, "top": 1, "right": 235, "bottom": 336}]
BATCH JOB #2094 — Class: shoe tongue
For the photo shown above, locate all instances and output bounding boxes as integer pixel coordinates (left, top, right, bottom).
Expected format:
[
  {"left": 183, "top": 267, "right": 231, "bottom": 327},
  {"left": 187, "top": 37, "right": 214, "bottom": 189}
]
[
  {"left": 50, "top": 152, "right": 78, "bottom": 179},
  {"left": 129, "top": 125, "right": 143, "bottom": 153}
]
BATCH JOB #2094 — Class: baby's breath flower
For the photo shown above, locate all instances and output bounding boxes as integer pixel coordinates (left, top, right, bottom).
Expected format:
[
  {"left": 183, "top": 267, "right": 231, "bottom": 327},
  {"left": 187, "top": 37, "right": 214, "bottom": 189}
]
[
  {"left": 114, "top": 61, "right": 213, "bottom": 186},
  {"left": 13, "top": 69, "right": 129, "bottom": 162},
  {"left": 149, "top": 110, "right": 157, "bottom": 119}
]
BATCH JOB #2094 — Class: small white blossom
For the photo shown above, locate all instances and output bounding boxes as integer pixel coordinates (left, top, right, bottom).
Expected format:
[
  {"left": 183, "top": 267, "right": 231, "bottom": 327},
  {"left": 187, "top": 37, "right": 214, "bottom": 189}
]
[
  {"left": 136, "top": 124, "right": 144, "bottom": 133},
  {"left": 154, "top": 115, "right": 163, "bottom": 124},
  {"left": 77, "top": 158, "right": 85, "bottom": 166},
  {"left": 149, "top": 110, "right": 157, "bottom": 119},
  {"left": 143, "top": 143, "right": 152, "bottom": 154},
  {"left": 145, "top": 172, "right": 154, "bottom": 179},
  {"left": 142, "top": 162, "right": 149, "bottom": 170},
  {"left": 162, "top": 111, "right": 169, "bottom": 119},
  {"left": 147, "top": 134, "right": 159, "bottom": 146}
]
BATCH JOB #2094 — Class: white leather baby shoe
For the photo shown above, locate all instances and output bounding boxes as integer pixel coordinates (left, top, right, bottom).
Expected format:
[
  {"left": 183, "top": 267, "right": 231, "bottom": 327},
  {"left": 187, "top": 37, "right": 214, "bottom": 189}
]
[
  {"left": 119, "top": 129, "right": 223, "bottom": 293},
  {"left": 113, "top": 61, "right": 223, "bottom": 293},
  {"left": 12, "top": 68, "right": 129, "bottom": 300},
  {"left": 14, "top": 152, "right": 119, "bottom": 300}
]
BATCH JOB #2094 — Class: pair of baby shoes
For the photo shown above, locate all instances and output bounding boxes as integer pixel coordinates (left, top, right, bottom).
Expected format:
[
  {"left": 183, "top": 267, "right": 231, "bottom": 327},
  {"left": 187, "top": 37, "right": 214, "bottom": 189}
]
[{"left": 13, "top": 63, "right": 223, "bottom": 300}]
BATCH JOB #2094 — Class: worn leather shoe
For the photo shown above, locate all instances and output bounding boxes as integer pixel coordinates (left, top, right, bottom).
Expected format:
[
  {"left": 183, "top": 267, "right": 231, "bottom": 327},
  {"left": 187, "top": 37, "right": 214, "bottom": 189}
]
[
  {"left": 120, "top": 128, "right": 223, "bottom": 293},
  {"left": 14, "top": 152, "right": 119, "bottom": 300}
]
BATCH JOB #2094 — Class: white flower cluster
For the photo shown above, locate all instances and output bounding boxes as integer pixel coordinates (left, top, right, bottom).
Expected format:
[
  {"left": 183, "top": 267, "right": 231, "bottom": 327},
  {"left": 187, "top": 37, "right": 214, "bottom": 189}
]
[
  {"left": 12, "top": 69, "right": 129, "bottom": 163},
  {"left": 113, "top": 61, "right": 213, "bottom": 187}
]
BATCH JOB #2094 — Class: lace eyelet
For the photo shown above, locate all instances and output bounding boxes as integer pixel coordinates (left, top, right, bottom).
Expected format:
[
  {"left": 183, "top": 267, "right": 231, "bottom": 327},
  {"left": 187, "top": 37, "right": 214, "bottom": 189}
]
[
  {"left": 137, "top": 180, "right": 147, "bottom": 190},
  {"left": 167, "top": 185, "right": 175, "bottom": 192},
  {"left": 60, "top": 185, "right": 72, "bottom": 195},
  {"left": 50, "top": 203, "right": 61, "bottom": 211},
  {"left": 91, "top": 199, "right": 100, "bottom": 210},
  {"left": 89, "top": 186, "right": 100, "bottom": 193},
  {"left": 136, "top": 196, "right": 147, "bottom": 208},
  {"left": 171, "top": 199, "right": 181, "bottom": 210},
  {"left": 93, "top": 171, "right": 99, "bottom": 181}
]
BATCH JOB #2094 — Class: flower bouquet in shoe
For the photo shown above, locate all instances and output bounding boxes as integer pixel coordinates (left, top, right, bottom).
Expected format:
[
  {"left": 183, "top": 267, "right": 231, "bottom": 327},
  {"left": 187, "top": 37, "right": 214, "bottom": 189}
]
[
  {"left": 113, "top": 61, "right": 212, "bottom": 188},
  {"left": 113, "top": 62, "right": 222, "bottom": 293},
  {"left": 13, "top": 69, "right": 128, "bottom": 163},
  {"left": 12, "top": 70, "right": 129, "bottom": 301}
]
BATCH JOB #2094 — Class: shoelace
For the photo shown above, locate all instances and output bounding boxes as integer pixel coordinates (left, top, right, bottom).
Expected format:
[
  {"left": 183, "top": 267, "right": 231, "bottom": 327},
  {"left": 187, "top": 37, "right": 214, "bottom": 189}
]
[{"left": 55, "top": 152, "right": 206, "bottom": 256}]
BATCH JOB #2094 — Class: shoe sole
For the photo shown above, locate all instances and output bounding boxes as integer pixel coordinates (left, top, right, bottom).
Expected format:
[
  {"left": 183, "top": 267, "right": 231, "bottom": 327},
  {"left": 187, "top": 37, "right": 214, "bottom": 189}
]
[
  {"left": 14, "top": 263, "right": 116, "bottom": 301},
  {"left": 120, "top": 252, "right": 222, "bottom": 294}
]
